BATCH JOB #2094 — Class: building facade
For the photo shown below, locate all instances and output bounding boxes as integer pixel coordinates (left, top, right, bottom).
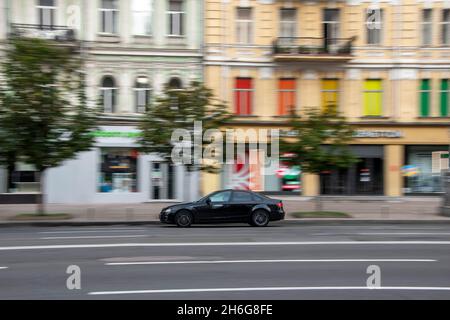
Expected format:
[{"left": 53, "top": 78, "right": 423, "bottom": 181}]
[
  {"left": 203, "top": 0, "right": 450, "bottom": 197},
  {"left": 0, "top": 0, "right": 203, "bottom": 203}
]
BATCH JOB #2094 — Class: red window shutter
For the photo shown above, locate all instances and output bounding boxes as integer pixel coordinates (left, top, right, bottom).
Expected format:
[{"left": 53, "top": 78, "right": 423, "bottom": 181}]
[
  {"left": 235, "top": 78, "right": 253, "bottom": 115},
  {"left": 278, "top": 79, "right": 296, "bottom": 115}
]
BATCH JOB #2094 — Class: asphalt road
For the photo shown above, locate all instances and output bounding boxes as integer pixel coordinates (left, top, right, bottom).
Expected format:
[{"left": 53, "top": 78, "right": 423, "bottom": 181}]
[{"left": 1, "top": 222, "right": 450, "bottom": 300}]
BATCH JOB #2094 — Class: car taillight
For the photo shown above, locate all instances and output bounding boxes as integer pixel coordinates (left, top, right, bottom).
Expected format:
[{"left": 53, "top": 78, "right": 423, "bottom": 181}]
[{"left": 277, "top": 202, "right": 283, "bottom": 209}]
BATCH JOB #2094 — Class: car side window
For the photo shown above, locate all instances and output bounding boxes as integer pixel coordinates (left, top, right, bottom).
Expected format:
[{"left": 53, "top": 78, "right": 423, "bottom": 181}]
[
  {"left": 231, "top": 191, "right": 253, "bottom": 202},
  {"left": 209, "top": 191, "right": 231, "bottom": 203},
  {"left": 252, "top": 193, "right": 264, "bottom": 201}
]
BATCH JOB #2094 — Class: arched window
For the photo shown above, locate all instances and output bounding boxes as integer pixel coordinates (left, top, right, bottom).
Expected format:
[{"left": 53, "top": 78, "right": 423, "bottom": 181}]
[
  {"left": 100, "top": 76, "right": 117, "bottom": 113},
  {"left": 168, "top": 77, "right": 182, "bottom": 89},
  {"left": 134, "top": 76, "right": 151, "bottom": 113}
]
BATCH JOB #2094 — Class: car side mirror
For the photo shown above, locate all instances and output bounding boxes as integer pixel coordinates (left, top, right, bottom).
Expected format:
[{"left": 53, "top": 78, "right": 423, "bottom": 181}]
[{"left": 206, "top": 198, "right": 212, "bottom": 206}]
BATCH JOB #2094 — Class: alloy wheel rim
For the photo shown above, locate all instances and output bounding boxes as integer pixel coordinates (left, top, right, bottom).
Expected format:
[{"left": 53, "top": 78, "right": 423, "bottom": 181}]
[
  {"left": 178, "top": 214, "right": 191, "bottom": 226},
  {"left": 254, "top": 212, "right": 268, "bottom": 225}
]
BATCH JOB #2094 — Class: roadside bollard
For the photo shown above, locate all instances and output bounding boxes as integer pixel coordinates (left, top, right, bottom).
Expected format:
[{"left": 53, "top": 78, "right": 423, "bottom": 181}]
[
  {"left": 126, "top": 207, "right": 134, "bottom": 222},
  {"left": 87, "top": 207, "right": 95, "bottom": 221}
]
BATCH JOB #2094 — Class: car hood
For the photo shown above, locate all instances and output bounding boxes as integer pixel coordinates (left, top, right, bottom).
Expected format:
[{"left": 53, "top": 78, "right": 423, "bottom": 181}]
[{"left": 162, "top": 202, "right": 194, "bottom": 211}]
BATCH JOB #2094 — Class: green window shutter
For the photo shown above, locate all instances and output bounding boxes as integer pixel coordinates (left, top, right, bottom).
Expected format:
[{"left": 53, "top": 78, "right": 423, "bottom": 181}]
[
  {"left": 420, "top": 79, "right": 431, "bottom": 117},
  {"left": 440, "top": 79, "right": 449, "bottom": 116}
]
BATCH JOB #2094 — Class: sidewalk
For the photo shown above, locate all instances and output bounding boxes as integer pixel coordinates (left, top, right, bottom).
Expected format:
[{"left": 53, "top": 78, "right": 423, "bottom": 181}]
[{"left": 0, "top": 196, "right": 448, "bottom": 224}]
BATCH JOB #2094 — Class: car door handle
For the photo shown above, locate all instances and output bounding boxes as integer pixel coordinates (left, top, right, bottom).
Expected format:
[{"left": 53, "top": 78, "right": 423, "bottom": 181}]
[{"left": 212, "top": 204, "right": 223, "bottom": 208}]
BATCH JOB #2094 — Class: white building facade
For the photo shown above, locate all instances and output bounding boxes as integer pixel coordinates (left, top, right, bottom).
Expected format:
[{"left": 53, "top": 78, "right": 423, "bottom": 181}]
[{"left": 0, "top": 0, "right": 203, "bottom": 203}]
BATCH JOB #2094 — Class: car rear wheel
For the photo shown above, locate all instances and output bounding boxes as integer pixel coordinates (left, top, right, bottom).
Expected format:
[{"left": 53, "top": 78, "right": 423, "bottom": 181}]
[
  {"left": 175, "top": 210, "right": 193, "bottom": 228},
  {"left": 250, "top": 210, "right": 270, "bottom": 227}
]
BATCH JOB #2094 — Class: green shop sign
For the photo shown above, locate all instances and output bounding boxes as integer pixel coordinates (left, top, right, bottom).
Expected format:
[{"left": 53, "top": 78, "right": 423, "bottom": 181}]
[{"left": 91, "top": 130, "right": 142, "bottom": 138}]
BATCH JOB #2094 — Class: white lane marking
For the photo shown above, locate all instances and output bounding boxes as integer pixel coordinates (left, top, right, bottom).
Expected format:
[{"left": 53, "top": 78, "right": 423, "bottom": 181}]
[
  {"left": 40, "top": 235, "right": 148, "bottom": 240},
  {"left": 1, "top": 241, "right": 450, "bottom": 251},
  {"left": 106, "top": 259, "right": 436, "bottom": 266},
  {"left": 39, "top": 229, "right": 146, "bottom": 234},
  {"left": 358, "top": 233, "right": 450, "bottom": 236},
  {"left": 0, "top": 267, "right": 8, "bottom": 270},
  {"left": 88, "top": 286, "right": 450, "bottom": 296}
]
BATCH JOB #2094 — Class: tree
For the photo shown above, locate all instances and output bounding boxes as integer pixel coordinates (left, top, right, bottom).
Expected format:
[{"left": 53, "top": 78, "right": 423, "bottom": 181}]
[
  {"left": 0, "top": 37, "right": 98, "bottom": 215},
  {"left": 138, "top": 81, "right": 232, "bottom": 194},
  {"left": 280, "top": 107, "right": 358, "bottom": 211}
]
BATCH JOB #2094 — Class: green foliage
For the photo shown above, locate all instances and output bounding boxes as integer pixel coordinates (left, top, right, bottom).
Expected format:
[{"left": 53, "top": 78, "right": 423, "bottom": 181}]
[
  {"left": 138, "top": 81, "right": 232, "bottom": 172},
  {"left": 0, "top": 37, "right": 98, "bottom": 172},
  {"left": 280, "top": 107, "right": 358, "bottom": 175}
]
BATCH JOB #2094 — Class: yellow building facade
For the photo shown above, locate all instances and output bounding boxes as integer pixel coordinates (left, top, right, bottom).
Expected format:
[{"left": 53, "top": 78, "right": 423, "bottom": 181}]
[{"left": 203, "top": 0, "right": 450, "bottom": 197}]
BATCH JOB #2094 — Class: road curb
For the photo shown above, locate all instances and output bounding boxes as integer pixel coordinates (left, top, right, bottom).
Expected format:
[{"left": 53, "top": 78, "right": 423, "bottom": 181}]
[{"left": 1, "top": 218, "right": 450, "bottom": 227}]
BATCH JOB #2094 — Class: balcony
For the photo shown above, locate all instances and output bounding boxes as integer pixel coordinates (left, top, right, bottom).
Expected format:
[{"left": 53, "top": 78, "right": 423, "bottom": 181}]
[
  {"left": 9, "top": 24, "right": 76, "bottom": 42},
  {"left": 272, "top": 37, "right": 355, "bottom": 62}
]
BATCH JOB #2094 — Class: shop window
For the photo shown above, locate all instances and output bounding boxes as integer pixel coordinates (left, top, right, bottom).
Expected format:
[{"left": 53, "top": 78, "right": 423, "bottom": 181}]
[
  {"left": 363, "top": 79, "right": 382, "bottom": 116},
  {"left": 419, "top": 79, "right": 431, "bottom": 117},
  {"left": 99, "top": 148, "right": 138, "bottom": 193},
  {"left": 321, "top": 79, "right": 339, "bottom": 112},
  {"left": 222, "top": 150, "right": 301, "bottom": 194},
  {"left": 278, "top": 79, "right": 296, "bottom": 115},
  {"left": 234, "top": 78, "right": 253, "bottom": 115},
  {"left": 8, "top": 162, "right": 40, "bottom": 193},
  {"left": 404, "top": 146, "right": 449, "bottom": 194},
  {"left": 440, "top": 79, "right": 449, "bottom": 116}
]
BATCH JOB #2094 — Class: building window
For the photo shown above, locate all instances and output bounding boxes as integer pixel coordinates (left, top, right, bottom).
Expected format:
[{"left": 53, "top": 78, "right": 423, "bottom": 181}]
[
  {"left": 134, "top": 76, "right": 151, "bottom": 113},
  {"left": 422, "top": 9, "right": 433, "bottom": 46},
  {"left": 100, "top": 0, "right": 118, "bottom": 34},
  {"left": 37, "top": 0, "right": 55, "bottom": 28},
  {"left": 279, "top": 8, "right": 297, "bottom": 39},
  {"left": 366, "top": 8, "right": 382, "bottom": 45},
  {"left": 419, "top": 79, "right": 431, "bottom": 117},
  {"left": 323, "top": 8, "right": 340, "bottom": 46},
  {"left": 442, "top": 9, "right": 450, "bottom": 45},
  {"left": 132, "top": 0, "right": 152, "bottom": 36},
  {"left": 363, "top": 79, "right": 382, "bottom": 116},
  {"left": 440, "top": 79, "right": 449, "bottom": 116},
  {"left": 236, "top": 7, "right": 253, "bottom": 44},
  {"left": 167, "top": 0, "right": 185, "bottom": 36},
  {"left": 99, "top": 148, "right": 138, "bottom": 193},
  {"left": 168, "top": 77, "right": 182, "bottom": 89},
  {"left": 234, "top": 78, "right": 253, "bottom": 115},
  {"left": 321, "top": 79, "right": 339, "bottom": 112},
  {"left": 100, "top": 76, "right": 117, "bottom": 113},
  {"left": 278, "top": 79, "right": 296, "bottom": 116}
]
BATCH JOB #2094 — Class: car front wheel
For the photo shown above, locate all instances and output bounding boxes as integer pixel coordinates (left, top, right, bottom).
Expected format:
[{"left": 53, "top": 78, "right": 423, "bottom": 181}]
[
  {"left": 175, "top": 211, "right": 193, "bottom": 228},
  {"left": 250, "top": 210, "right": 270, "bottom": 227}
]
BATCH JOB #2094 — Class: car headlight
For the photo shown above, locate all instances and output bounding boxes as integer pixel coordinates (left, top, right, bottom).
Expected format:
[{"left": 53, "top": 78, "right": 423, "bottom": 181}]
[{"left": 164, "top": 208, "right": 172, "bottom": 214}]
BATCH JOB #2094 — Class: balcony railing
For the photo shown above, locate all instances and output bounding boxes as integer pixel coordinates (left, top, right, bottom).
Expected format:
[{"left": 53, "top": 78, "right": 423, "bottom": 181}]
[
  {"left": 272, "top": 37, "right": 355, "bottom": 61},
  {"left": 9, "top": 23, "right": 76, "bottom": 42}
]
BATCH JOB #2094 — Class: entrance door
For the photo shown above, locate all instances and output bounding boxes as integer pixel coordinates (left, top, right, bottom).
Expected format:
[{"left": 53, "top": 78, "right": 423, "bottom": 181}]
[{"left": 150, "top": 162, "right": 175, "bottom": 200}]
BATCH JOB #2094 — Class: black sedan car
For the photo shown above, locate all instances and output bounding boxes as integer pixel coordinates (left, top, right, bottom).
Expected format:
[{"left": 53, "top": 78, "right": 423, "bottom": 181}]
[{"left": 159, "top": 189, "right": 285, "bottom": 227}]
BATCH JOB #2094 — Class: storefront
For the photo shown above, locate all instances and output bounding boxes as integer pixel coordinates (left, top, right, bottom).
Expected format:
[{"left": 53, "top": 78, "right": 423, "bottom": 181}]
[
  {"left": 45, "top": 126, "right": 199, "bottom": 204},
  {"left": 205, "top": 125, "right": 450, "bottom": 197},
  {"left": 321, "top": 145, "right": 384, "bottom": 195}
]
